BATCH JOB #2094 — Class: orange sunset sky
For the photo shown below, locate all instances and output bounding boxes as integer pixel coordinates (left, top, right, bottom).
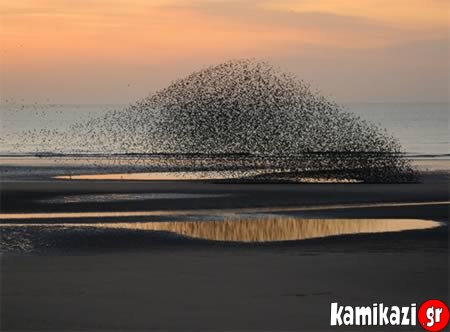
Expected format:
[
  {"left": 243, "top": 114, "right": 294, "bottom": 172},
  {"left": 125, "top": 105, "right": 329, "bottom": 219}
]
[{"left": 1, "top": 0, "right": 448, "bottom": 104}]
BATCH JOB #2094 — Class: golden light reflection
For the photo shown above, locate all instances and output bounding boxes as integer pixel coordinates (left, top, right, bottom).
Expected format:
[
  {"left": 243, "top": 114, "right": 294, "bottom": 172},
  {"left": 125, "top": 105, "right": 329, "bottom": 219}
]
[
  {"left": 0, "top": 217, "right": 440, "bottom": 242},
  {"left": 53, "top": 171, "right": 361, "bottom": 182},
  {"left": 92, "top": 217, "right": 440, "bottom": 242}
]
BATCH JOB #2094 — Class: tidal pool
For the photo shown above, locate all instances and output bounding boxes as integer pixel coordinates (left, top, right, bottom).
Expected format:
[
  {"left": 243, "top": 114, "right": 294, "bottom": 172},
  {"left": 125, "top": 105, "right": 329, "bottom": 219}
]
[
  {"left": 54, "top": 171, "right": 362, "bottom": 183},
  {"left": 0, "top": 217, "right": 440, "bottom": 243}
]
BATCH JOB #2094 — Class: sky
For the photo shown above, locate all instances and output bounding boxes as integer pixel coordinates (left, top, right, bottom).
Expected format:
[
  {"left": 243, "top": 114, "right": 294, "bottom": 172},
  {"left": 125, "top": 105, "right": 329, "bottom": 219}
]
[{"left": 1, "top": 0, "right": 449, "bottom": 104}]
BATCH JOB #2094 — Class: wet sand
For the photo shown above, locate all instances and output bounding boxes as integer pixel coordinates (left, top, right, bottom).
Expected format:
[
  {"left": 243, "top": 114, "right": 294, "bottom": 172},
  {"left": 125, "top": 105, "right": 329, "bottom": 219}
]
[{"left": 0, "top": 158, "right": 449, "bottom": 331}]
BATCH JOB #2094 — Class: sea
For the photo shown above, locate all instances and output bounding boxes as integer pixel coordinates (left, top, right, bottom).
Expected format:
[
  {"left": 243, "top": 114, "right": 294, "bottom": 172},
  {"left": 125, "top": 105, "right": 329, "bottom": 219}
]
[{"left": 0, "top": 102, "right": 448, "bottom": 159}]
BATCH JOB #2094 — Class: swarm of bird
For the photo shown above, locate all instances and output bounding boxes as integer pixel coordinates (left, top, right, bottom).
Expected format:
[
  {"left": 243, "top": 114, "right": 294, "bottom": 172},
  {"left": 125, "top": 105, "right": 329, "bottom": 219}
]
[{"left": 13, "top": 59, "right": 417, "bottom": 182}]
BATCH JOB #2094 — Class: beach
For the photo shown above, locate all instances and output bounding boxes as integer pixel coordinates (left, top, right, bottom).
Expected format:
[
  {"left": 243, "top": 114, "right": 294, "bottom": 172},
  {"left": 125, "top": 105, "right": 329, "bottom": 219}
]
[
  {"left": 0, "top": 157, "right": 448, "bottom": 330},
  {"left": 2, "top": 0, "right": 449, "bottom": 329}
]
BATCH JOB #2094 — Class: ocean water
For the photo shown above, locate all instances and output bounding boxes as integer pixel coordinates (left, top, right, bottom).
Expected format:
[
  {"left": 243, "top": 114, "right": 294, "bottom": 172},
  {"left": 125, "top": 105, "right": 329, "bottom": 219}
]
[
  {"left": 344, "top": 102, "right": 448, "bottom": 158},
  {"left": 0, "top": 102, "right": 448, "bottom": 158}
]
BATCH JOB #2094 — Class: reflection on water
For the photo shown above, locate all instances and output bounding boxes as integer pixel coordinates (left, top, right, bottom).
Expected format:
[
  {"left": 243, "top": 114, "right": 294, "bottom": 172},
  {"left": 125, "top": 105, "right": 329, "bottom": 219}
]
[
  {"left": 40, "top": 193, "right": 227, "bottom": 204},
  {"left": 54, "top": 171, "right": 361, "bottom": 183},
  {"left": 54, "top": 171, "right": 253, "bottom": 181},
  {"left": 90, "top": 218, "right": 439, "bottom": 242},
  {"left": 1, "top": 217, "right": 440, "bottom": 243}
]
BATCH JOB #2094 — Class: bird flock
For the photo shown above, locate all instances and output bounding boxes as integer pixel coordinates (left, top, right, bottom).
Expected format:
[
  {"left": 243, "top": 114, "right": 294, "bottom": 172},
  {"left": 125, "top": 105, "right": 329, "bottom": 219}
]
[{"left": 11, "top": 59, "right": 417, "bottom": 183}]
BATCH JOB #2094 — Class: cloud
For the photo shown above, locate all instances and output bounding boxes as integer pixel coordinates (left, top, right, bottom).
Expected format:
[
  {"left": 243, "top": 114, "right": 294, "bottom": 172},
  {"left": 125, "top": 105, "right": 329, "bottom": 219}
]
[
  {"left": 158, "top": 0, "right": 448, "bottom": 48},
  {"left": 263, "top": 0, "right": 449, "bottom": 27}
]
